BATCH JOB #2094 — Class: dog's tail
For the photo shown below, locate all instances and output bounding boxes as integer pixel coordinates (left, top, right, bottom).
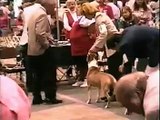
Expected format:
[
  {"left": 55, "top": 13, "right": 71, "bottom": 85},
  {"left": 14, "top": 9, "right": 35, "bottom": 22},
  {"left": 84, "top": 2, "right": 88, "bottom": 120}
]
[{"left": 107, "top": 74, "right": 117, "bottom": 85}]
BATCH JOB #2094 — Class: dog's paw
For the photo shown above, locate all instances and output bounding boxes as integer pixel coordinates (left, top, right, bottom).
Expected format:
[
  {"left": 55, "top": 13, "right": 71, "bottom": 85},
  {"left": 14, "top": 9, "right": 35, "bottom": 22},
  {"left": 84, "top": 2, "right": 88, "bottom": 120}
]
[
  {"left": 124, "top": 109, "right": 132, "bottom": 115},
  {"left": 95, "top": 99, "right": 101, "bottom": 103},
  {"left": 104, "top": 102, "right": 110, "bottom": 109},
  {"left": 86, "top": 99, "right": 91, "bottom": 104}
]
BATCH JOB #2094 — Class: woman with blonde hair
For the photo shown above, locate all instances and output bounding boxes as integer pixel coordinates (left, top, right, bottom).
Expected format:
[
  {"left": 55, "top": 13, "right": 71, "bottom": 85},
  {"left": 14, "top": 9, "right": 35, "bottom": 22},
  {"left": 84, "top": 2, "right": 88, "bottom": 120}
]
[
  {"left": 79, "top": 2, "right": 123, "bottom": 79},
  {"left": 69, "top": 2, "right": 96, "bottom": 87}
]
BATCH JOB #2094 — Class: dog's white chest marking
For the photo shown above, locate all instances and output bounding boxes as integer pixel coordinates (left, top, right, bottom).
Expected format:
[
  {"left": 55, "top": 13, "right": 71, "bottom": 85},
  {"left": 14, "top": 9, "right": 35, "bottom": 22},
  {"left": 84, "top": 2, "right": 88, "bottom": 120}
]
[{"left": 88, "top": 59, "right": 98, "bottom": 68}]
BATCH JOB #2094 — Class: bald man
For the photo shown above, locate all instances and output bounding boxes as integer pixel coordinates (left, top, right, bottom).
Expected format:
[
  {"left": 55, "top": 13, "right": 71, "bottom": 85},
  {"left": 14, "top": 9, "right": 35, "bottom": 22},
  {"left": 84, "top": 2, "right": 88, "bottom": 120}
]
[
  {"left": 115, "top": 69, "right": 159, "bottom": 119},
  {"left": 27, "top": 0, "right": 62, "bottom": 104}
]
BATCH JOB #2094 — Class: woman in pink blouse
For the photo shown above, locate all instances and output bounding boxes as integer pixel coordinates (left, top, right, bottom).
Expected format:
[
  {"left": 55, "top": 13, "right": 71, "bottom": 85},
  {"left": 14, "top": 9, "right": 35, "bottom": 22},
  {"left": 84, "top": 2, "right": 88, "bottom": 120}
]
[{"left": 132, "top": 0, "right": 153, "bottom": 26}]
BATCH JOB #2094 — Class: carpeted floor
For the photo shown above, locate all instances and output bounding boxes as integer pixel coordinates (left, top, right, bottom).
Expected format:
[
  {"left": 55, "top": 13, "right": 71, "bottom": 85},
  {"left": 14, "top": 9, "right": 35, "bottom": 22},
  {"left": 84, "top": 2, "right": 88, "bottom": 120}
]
[{"left": 31, "top": 103, "right": 129, "bottom": 120}]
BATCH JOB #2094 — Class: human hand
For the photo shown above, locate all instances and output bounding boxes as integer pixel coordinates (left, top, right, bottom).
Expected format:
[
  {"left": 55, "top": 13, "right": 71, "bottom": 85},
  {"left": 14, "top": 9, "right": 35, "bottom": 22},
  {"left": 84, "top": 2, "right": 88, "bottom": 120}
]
[{"left": 87, "top": 51, "right": 98, "bottom": 62}]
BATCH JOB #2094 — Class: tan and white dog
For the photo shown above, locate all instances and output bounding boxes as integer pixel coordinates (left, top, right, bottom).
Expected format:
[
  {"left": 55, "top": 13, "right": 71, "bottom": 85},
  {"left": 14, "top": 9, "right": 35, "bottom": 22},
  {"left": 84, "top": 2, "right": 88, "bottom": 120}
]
[{"left": 86, "top": 53, "right": 117, "bottom": 108}]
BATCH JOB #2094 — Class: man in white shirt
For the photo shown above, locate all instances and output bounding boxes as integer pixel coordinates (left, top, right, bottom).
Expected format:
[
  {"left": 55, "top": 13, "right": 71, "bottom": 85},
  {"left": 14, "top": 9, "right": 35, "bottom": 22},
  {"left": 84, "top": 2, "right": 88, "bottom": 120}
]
[
  {"left": 19, "top": 2, "right": 41, "bottom": 45},
  {"left": 19, "top": 0, "right": 39, "bottom": 92}
]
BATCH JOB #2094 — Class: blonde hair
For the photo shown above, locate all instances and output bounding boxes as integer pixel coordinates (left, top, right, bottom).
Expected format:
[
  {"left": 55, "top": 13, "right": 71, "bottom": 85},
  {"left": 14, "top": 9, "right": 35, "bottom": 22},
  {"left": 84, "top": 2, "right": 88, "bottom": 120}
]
[{"left": 80, "top": 2, "right": 98, "bottom": 15}]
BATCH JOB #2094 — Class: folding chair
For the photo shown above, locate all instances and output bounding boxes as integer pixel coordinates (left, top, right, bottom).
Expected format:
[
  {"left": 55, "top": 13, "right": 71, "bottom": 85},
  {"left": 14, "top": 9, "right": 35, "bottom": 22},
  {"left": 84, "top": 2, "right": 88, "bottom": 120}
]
[
  {"left": 0, "top": 47, "right": 25, "bottom": 81},
  {"left": 56, "top": 65, "right": 77, "bottom": 81}
]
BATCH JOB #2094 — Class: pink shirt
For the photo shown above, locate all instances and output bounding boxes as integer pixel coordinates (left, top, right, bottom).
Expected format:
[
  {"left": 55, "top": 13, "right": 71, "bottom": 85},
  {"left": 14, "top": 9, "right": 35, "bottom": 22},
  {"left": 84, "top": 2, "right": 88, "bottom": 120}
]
[
  {"left": 0, "top": 14, "right": 9, "bottom": 29},
  {"left": 133, "top": 8, "right": 153, "bottom": 26},
  {"left": 0, "top": 75, "right": 31, "bottom": 120},
  {"left": 143, "top": 69, "right": 159, "bottom": 117}
]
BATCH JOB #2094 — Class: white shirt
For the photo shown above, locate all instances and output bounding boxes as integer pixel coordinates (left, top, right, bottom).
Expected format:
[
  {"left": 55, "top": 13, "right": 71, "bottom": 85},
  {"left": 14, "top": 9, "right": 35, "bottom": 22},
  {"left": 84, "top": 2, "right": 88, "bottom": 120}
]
[
  {"left": 63, "top": 10, "right": 78, "bottom": 31},
  {"left": 79, "top": 16, "right": 95, "bottom": 27},
  {"left": 19, "top": 3, "right": 41, "bottom": 45},
  {"left": 107, "top": 2, "right": 120, "bottom": 19},
  {"left": 117, "top": 1, "right": 123, "bottom": 10}
]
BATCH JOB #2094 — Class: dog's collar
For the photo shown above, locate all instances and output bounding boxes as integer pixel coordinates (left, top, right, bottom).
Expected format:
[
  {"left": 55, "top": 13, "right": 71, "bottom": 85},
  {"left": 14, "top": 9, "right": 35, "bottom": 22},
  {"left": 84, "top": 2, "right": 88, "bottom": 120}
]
[{"left": 88, "top": 59, "right": 98, "bottom": 68}]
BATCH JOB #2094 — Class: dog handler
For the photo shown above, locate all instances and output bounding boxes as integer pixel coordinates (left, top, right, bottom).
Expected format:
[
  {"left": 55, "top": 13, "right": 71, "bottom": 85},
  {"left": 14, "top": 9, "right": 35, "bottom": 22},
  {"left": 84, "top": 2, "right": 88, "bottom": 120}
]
[
  {"left": 79, "top": 2, "right": 123, "bottom": 79},
  {"left": 107, "top": 25, "right": 159, "bottom": 74}
]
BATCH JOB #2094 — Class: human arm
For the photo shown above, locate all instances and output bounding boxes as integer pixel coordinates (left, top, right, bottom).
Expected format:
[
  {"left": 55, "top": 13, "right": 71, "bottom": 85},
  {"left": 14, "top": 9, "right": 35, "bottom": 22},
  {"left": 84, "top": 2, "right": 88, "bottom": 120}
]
[
  {"left": 35, "top": 14, "right": 52, "bottom": 49},
  {"left": 89, "top": 14, "right": 118, "bottom": 53},
  {"left": 63, "top": 12, "right": 72, "bottom": 31},
  {"left": 89, "top": 23, "right": 108, "bottom": 53}
]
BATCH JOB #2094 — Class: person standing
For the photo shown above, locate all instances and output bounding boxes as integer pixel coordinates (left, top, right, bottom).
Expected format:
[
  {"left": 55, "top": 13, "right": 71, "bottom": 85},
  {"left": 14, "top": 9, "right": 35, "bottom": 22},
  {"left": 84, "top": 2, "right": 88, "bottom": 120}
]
[
  {"left": 62, "top": 0, "right": 78, "bottom": 78},
  {"left": 27, "top": 0, "right": 62, "bottom": 104},
  {"left": 79, "top": 2, "right": 123, "bottom": 79},
  {"left": 19, "top": 0, "right": 37, "bottom": 92}
]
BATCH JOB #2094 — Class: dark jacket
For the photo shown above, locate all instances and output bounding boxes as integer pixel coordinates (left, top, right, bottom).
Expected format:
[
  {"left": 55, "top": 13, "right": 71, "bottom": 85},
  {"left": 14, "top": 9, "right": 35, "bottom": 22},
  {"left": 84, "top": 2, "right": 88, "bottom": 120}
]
[{"left": 119, "top": 25, "right": 159, "bottom": 68}]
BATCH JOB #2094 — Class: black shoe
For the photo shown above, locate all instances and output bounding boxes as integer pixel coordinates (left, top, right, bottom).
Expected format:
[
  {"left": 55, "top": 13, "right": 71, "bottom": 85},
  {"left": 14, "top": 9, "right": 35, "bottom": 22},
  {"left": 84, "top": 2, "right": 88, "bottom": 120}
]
[
  {"left": 32, "top": 95, "right": 43, "bottom": 105},
  {"left": 44, "top": 98, "right": 63, "bottom": 104},
  {"left": 32, "top": 98, "right": 43, "bottom": 105}
]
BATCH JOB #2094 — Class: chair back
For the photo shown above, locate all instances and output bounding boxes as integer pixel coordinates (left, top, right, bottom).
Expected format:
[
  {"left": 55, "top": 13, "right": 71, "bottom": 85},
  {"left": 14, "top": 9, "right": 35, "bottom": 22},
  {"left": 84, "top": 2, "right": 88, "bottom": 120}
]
[{"left": 0, "top": 47, "right": 18, "bottom": 59}]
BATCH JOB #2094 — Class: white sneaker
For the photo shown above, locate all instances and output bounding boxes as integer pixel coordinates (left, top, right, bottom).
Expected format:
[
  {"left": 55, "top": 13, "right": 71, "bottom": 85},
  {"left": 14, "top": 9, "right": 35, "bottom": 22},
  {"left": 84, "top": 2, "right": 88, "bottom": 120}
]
[
  {"left": 80, "top": 81, "right": 88, "bottom": 87},
  {"left": 72, "top": 81, "right": 83, "bottom": 87}
]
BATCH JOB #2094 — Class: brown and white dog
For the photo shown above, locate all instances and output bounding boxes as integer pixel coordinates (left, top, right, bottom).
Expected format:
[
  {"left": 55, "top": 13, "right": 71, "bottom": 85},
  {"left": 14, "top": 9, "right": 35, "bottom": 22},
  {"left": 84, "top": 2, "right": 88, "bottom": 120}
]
[{"left": 86, "top": 53, "right": 117, "bottom": 108}]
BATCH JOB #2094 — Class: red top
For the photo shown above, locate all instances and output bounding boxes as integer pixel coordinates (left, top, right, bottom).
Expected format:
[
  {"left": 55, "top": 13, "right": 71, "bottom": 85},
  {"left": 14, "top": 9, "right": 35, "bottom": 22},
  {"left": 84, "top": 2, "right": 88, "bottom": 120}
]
[
  {"left": 70, "top": 21, "right": 96, "bottom": 56},
  {"left": 16, "top": 19, "right": 23, "bottom": 26},
  {"left": 66, "top": 12, "right": 74, "bottom": 27},
  {"left": 99, "top": 5, "right": 114, "bottom": 20},
  {"left": 0, "top": 14, "right": 9, "bottom": 29}
]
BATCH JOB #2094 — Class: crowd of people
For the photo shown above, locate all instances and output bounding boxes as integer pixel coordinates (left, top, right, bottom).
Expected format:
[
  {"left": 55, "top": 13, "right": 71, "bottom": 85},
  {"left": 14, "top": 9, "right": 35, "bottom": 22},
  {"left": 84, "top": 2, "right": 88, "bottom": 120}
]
[
  {"left": 61, "top": 0, "right": 159, "bottom": 87},
  {"left": 0, "top": 0, "right": 159, "bottom": 119}
]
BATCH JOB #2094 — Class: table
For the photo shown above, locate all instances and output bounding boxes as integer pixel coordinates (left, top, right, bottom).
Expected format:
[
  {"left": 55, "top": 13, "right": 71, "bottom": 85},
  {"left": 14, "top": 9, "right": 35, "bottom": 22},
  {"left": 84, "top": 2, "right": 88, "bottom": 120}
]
[
  {"left": 51, "top": 44, "right": 75, "bottom": 66},
  {"left": 51, "top": 43, "right": 75, "bottom": 81}
]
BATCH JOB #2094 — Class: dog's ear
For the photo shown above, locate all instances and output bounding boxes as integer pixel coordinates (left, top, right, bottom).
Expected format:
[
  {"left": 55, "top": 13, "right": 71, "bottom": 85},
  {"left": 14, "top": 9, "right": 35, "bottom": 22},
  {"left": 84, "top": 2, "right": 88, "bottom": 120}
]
[{"left": 95, "top": 53, "right": 98, "bottom": 60}]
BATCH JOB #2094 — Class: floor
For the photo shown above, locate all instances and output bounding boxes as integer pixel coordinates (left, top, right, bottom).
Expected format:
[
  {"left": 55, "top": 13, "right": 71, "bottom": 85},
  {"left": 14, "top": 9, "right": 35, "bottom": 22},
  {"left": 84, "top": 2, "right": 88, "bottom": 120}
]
[{"left": 30, "top": 81, "right": 145, "bottom": 120}]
